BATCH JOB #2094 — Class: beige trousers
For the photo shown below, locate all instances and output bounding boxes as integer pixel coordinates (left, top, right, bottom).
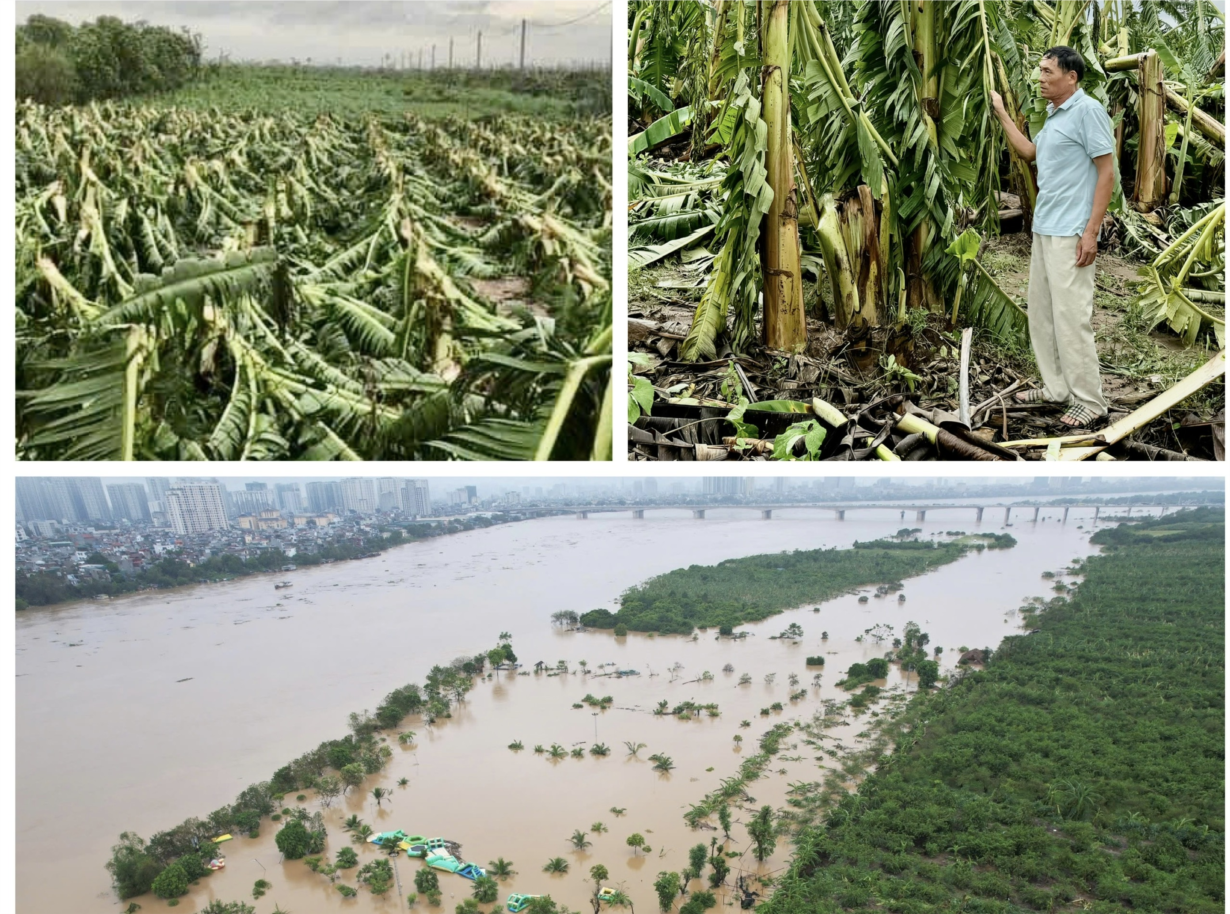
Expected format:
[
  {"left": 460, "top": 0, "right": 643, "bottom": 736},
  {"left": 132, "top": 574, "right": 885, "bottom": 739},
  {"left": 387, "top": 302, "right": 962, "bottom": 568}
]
[{"left": 1027, "top": 233, "right": 1108, "bottom": 416}]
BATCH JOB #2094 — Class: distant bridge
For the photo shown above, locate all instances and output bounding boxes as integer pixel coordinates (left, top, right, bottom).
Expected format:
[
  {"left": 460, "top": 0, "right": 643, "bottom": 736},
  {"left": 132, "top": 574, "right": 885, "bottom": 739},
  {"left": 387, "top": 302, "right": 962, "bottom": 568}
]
[{"left": 559, "top": 503, "right": 1197, "bottom": 523}]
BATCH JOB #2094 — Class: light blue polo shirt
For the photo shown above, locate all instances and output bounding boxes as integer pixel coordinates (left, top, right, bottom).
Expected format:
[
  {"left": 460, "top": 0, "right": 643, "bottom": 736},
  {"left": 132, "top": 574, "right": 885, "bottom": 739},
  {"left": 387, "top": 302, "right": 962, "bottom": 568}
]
[{"left": 1033, "top": 88, "right": 1115, "bottom": 237}]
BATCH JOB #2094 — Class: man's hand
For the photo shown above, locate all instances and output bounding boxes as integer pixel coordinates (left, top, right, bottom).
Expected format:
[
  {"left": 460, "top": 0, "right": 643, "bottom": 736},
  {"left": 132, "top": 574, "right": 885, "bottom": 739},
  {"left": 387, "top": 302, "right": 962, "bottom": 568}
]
[
  {"left": 990, "top": 89, "right": 1006, "bottom": 119},
  {"left": 1075, "top": 231, "right": 1098, "bottom": 268}
]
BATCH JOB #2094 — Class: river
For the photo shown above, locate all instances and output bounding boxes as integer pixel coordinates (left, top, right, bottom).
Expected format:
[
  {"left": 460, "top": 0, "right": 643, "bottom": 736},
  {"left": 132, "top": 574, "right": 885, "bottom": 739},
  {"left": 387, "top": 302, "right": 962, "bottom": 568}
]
[{"left": 16, "top": 504, "right": 1134, "bottom": 912}]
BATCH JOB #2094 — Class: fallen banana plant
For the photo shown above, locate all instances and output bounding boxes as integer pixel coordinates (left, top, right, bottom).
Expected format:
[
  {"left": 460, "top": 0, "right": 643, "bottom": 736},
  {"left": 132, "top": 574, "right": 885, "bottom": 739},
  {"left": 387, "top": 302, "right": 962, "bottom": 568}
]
[
  {"left": 1136, "top": 201, "right": 1225, "bottom": 347},
  {"left": 17, "top": 100, "right": 612, "bottom": 460}
]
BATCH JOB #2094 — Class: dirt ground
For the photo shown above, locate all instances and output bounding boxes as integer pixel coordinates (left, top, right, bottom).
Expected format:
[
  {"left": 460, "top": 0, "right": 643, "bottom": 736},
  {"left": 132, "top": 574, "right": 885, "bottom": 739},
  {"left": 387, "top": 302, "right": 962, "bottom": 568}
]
[{"left": 628, "top": 231, "right": 1225, "bottom": 461}]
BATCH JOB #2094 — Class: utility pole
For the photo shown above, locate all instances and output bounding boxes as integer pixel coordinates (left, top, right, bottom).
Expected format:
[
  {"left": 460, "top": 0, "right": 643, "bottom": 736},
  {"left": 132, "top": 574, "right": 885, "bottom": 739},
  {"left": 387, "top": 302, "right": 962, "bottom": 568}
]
[
  {"left": 417, "top": 49, "right": 422, "bottom": 70},
  {"left": 448, "top": 37, "right": 453, "bottom": 69},
  {"left": 476, "top": 31, "right": 482, "bottom": 70},
  {"left": 519, "top": 18, "right": 527, "bottom": 70},
  {"left": 431, "top": 43, "right": 435, "bottom": 70}
]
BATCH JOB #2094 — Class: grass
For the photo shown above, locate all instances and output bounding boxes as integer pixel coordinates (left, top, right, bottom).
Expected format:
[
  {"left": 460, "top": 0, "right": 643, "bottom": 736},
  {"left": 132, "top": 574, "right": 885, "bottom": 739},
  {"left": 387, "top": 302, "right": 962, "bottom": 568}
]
[{"left": 144, "top": 63, "right": 609, "bottom": 120}]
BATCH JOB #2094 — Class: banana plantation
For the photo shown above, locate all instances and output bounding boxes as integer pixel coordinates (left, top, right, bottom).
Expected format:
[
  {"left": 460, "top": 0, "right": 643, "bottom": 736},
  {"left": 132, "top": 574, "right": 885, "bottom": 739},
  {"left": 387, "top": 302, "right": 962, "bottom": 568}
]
[
  {"left": 17, "top": 91, "right": 611, "bottom": 460},
  {"left": 628, "top": 0, "right": 1225, "bottom": 461}
]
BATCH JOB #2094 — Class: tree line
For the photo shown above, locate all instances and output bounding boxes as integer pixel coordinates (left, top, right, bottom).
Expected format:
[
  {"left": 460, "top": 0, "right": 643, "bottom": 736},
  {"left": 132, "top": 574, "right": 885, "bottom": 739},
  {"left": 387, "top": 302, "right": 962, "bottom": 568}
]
[
  {"left": 16, "top": 514, "right": 517, "bottom": 610},
  {"left": 16, "top": 14, "right": 202, "bottom": 105},
  {"left": 761, "top": 508, "right": 1224, "bottom": 913},
  {"left": 106, "top": 637, "right": 516, "bottom": 902},
  {"left": 580, "top": 539, "right": 975, "bottom": 635}
]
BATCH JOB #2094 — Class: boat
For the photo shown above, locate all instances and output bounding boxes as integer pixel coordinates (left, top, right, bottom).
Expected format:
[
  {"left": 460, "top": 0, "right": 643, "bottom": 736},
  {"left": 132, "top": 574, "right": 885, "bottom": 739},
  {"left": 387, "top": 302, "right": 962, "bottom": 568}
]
[
  {"left": 275, "top": 581, "right": 293, "bottom": 589},
  {"left": 207, "top": 857, "right": 226, "bottom": 871},
  {"left": 211, "top": 834, "right": 233, "bottom": 844},
  {"left": 507, "top": 894, "right": 543, "bottom": 913}
]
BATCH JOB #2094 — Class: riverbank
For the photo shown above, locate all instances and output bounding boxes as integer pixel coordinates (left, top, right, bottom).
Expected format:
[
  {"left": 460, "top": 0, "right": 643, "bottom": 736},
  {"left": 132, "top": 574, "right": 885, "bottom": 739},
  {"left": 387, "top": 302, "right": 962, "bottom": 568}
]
[
  {"left": 762, "top": 508, "right": 1224, "bottom": 914},
  {"left": 16, "top": 511, "right": 537, "bottom": 611}
]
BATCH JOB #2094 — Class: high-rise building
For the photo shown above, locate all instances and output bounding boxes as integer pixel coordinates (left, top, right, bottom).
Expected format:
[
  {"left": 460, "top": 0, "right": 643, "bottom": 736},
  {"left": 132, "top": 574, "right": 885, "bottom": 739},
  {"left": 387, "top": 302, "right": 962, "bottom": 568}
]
[
  {"left": 165, "top": 483, "right": 229, "bottom": 535},
  {"left": 274, "top": 483, "right": 303, "bottom": 513},
  {"left": 305, "top": 481, "right": 344, "bottom": 514},
  {"left": 340, "top": 478, "right": 377, "bottom": 514},
  {"left": 376, "top": 478, "right": 402, "bottom": 512},
  {"left": 16, "top": 478, "right": 72, "bottom": 523},
  {"left": 107, "top": 483, "right": 151, "bottom": 523},
  {"left": 464, "top": 485, "right": 478, "bottom": 504},
  {"left": 400, "top": 480, "right": 431, "bottom": 516},
  {"left": 71, "top": 478, "right": 111, "bottom": 522},
  {"left": 146, "top": 477, "right": 172, "bottom": 511},
  {"left": 643, "top": 478, "right": 658, "bottom": 496},
  {"left": 702, "top": 477, "right": 751, "bottom": 497},
  {"left": 16, "top": 478, "right": 111, "bottom": 523}
]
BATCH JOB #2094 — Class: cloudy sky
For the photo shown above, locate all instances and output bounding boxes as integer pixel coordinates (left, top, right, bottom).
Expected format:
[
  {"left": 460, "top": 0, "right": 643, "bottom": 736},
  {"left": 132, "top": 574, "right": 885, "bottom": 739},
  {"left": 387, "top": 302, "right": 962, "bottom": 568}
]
[{"left": 17, "top": 1, "right": 613, "bottom": 67}]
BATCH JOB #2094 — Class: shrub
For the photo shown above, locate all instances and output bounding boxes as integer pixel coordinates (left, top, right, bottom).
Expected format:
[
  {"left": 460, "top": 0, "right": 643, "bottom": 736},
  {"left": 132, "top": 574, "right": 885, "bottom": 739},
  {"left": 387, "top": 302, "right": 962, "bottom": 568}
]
[
  {"left": 151, "top": 863, "right": 188, "bottom": 899},
  {"left": 15, "top": 44, "right": 77, "bottom": 104},
  {"left": 805, "top": 656, "right": 825, "bottom": 666},
  {"left": 106, "top": 833, "right": 163, "bottom": 899},
  {"left": 614, "top": 623, "right": 628, "bottom": 637}
]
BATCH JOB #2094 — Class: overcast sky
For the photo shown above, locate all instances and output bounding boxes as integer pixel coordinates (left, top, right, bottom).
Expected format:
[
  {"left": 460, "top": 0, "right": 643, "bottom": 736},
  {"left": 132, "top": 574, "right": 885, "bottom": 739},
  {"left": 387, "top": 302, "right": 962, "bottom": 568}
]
[{"left": 17, "top": 1, "right": 613, "bottom": 68}]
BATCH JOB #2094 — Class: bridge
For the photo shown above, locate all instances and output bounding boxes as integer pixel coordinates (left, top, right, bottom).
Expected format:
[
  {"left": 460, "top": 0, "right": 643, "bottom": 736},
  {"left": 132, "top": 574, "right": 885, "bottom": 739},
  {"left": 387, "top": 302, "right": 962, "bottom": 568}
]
[{"left": 565, "top": 503, "right": 1197, "bottom": 523}]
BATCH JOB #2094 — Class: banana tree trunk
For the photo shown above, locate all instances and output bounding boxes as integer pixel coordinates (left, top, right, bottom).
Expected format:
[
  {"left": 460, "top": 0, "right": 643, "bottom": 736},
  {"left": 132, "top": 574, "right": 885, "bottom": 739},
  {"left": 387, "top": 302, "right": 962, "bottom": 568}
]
[
  {"left": 815, "top": 196, "right": 860, "bottom": 330},
  {"left": 838, "top": 186, "right": 884, "bottom": 328},
  {"left": 760, "top": 0, "right": 806, "bottom": 351},
  {"left": 707, "top": 0, "right": 730, "bottom": 100},
  {"left": 908, "top": 0, "right": 941, "bottom": 312},
  {"left": 1133, "top": 49, "right": 1167, "bottom": 212}
]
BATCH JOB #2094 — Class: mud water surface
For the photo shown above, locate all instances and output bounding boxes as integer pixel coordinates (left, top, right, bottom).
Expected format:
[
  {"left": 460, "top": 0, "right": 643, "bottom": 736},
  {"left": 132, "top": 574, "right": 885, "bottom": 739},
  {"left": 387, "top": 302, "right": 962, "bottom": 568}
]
[{"left": 16, "top": 506, "right": 1128, "bottom": 912}]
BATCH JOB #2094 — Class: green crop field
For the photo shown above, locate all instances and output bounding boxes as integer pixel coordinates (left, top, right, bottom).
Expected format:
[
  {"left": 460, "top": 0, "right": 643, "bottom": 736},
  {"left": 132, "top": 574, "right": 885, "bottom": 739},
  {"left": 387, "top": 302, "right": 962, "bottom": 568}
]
[{"left": 16, "top": 65, "right": 612, "bottom": 460}]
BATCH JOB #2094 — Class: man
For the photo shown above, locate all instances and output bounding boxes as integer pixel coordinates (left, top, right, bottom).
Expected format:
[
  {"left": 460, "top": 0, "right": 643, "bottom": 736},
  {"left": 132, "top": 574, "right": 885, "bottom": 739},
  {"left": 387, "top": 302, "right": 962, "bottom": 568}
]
[{"left": 991, "top": 46, "right": 1115, "bottom": 429}]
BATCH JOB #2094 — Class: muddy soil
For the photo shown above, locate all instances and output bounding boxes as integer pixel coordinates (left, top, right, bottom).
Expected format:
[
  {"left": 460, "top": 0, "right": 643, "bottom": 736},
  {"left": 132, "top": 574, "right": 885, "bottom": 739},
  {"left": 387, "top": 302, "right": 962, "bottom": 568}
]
[{"left": 629, "top": 233, "right": 1224, "bottom": 460}]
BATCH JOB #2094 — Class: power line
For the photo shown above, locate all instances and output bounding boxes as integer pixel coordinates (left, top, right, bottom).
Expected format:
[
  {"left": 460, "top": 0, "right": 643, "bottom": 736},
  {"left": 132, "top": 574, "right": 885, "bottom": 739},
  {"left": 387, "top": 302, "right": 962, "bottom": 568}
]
[{"left": 531, "top": 1, "right": 613, "bottom": 32}]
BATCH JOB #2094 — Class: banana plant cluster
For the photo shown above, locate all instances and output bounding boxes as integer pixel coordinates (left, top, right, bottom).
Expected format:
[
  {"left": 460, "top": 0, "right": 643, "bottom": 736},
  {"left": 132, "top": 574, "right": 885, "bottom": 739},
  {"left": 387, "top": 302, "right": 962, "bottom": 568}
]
[
  {"left": 17, "top": 99, "right": 612, "bottom": 460},
  {"left": 628, "top": 0, "right": 1224, "bottom": 358}
]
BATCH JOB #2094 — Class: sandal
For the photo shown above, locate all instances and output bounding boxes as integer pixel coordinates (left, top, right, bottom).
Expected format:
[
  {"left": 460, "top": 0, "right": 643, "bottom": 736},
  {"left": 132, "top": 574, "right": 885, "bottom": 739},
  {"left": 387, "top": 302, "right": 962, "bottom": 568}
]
[
  {"left": 1014, "top": 389, "right": 1048, "bottom": 404},
  {"left": 1058, "top": 402, "right": 1100, "bottom": 429}
]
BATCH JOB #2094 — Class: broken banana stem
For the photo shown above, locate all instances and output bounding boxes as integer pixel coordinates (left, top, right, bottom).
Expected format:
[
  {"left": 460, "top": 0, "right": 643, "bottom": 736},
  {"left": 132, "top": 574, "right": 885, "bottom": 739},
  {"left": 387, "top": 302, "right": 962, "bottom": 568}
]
[
  {"left": 810, "top": 397, "right": 849, "bottom": 429},
  {"left": 894, "top": 412, "right": 939, "bottom": 444},
  {"left": 1059, "top": 350, "right": 1226, "bottom": 461}
]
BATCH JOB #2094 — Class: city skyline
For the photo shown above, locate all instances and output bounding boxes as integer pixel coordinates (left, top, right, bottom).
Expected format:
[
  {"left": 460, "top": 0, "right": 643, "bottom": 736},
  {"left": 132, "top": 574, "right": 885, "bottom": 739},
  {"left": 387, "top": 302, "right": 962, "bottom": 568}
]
[{"left": 16, "top": 475, "right": 1223, "bottom": 525}]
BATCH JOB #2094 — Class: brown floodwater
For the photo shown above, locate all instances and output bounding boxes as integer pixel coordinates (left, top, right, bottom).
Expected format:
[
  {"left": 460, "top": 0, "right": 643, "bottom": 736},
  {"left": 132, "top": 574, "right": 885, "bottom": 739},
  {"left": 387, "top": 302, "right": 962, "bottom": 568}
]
[{"left": 16, "top": 505, "right": 1134, "bottom": 913}]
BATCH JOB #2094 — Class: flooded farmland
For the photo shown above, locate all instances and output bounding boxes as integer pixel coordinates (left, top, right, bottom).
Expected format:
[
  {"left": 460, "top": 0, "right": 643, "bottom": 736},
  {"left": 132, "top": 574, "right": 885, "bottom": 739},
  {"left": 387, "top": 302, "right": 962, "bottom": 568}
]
[{"left": 16, "top": 505, "right": 1130, "bottom": 913}]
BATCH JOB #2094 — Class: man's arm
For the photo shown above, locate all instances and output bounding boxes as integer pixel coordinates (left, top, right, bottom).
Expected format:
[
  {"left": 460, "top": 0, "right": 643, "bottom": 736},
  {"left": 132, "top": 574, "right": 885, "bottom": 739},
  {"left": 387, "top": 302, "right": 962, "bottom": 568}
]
[
  {"left": 990, "top": 90, "right": 1036, "bottom": 162},
  {"left": 1076, "top": 153, "right": 1113, "bottom": 267}
]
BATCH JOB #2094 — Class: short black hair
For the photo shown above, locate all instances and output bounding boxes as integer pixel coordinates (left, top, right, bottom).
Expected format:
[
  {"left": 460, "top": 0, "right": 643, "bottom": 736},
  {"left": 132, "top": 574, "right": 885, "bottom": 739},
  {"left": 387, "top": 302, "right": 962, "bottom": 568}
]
[{"left": 1043, "top": 46, "right": 1085, "bottom": 82}]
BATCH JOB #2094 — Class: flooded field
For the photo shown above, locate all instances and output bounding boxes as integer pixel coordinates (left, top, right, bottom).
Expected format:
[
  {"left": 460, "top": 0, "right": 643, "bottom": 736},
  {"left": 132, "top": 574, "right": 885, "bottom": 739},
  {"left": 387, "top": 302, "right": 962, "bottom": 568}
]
[{"left": 16, "top": 505, "right": 1134, "bottom": 912}]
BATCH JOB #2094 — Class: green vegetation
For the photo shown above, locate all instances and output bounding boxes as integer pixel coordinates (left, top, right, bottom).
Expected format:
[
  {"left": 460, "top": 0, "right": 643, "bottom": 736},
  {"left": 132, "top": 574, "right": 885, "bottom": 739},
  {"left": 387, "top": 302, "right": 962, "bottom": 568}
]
[
  {"left": 149, "top": 862, "right": 188, "bottom": 899},
  {"left": 685, "top": 723, "right": 794, "bottom": 828},
  {"left": 17, "top": 60, "right": 611, "bottom": 463},
  {"left": 763, "top": 509, "right": 1224, "bottom": 914},
  {"left": 154, "top": 63, "right": 610, "bottom": 120},
  {"left": 582, "top": 540, "right": 972, "bottom": 634},
  {"left": 356, "top": 857, "right": 394, "bottom": 895},
  {"left": 16, "top": 14, "right": 201, "bottom": 105},
  {"left": 104, "top": 639, "right": 509, "bottom": 902}
]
